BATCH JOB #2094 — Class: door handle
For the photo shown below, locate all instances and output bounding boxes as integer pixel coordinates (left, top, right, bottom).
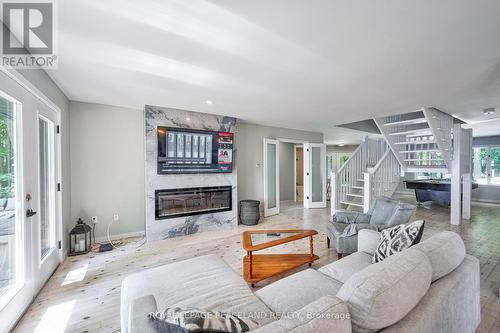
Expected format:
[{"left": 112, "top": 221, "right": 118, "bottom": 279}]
[{"left": 26, "top": 209, "right": 37, "bottom": 218}]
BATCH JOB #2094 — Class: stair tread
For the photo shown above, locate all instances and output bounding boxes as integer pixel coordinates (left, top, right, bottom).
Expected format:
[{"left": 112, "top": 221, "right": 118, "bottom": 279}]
[
  {"left": 395, "top": 140, "right": 435, "bottom": 145},
  {"left": 351, "top": 186, "right": 364, "bottom": 190},
  {"left": 347, "top": 193, "right": 364, "bottom": 198},
  {"left": 390, "top": 128, "right": 432, "bottom": 136},
  {"left": 404, "top": 131, "right": 434, "bottom": 138},
  {"left": 399, "top": 149, "right": 441, "bottom": 153},
  {"left": 384, "top": 118, "right": 427, "bottom": 126},
  {"left": 356, "top": 179, "right": 364, "bottom": 182},
  {"left": 406, "top": 166, "right": 449, "bottom": 173},
  {"left": 404, "top": 158, "right": 444, "bottom": 161},
  {"left": 339, "top": 201, "right": 364, "bottom": 208}
]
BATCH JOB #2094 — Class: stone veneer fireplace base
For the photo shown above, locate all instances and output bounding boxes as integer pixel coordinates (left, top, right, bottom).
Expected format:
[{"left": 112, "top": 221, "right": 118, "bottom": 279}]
[{"left": 144, "top": 105, "right": 238, "bottom": 241}]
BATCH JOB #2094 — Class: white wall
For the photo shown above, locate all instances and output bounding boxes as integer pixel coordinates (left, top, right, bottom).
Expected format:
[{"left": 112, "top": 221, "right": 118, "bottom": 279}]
[
  {"left": 69, "top": 102, "right": 145, "bottom": 238},
  {"left": 279, "top": 142, "right": 295, "bottom": 201},
  {"left": 236, "top": 122, "right": 323, "bottom": 205}
]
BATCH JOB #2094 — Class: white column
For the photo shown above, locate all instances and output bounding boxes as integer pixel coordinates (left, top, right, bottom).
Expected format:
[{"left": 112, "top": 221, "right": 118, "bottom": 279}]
[
  {"left": 451, "top": 123, "right": 462, "bottom": 225},
  {"left": 462, "top": 173, "right": 472, "bottom": 220}
]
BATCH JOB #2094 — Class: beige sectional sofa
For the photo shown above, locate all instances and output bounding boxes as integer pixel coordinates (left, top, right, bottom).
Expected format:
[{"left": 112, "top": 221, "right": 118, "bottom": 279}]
[{"left": 121, "top": 230, "right": 480, "bottom": 333}]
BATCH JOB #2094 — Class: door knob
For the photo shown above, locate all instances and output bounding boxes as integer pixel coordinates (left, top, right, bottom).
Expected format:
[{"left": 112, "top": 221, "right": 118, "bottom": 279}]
[{"left": 26, "top": 209, "right": 37, "bottom": 217}]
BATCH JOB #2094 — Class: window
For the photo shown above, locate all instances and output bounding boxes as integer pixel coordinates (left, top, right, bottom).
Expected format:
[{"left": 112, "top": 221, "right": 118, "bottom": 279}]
[{"left": 472, "top": 146, "right": 500, "bottom": 185}]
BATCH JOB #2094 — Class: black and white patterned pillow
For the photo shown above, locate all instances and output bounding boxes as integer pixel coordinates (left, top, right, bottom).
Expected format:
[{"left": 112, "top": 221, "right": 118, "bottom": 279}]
[
  {"left": 372, "top": 220, "right": 425, "bottom": 263},
  {"left": 148, "top": 307, "right": 260, "bottom": 333}
]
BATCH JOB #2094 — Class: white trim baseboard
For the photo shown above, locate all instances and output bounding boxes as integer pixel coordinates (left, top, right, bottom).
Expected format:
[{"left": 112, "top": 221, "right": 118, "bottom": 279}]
[{"left": 95, "top": 230, "right": 145, "bottom": 243}]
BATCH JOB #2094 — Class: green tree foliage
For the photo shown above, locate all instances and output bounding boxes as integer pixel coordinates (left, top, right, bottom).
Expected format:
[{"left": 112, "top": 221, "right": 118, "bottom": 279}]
[{"left": 0, "top": 111, "right": 14, "bottom": 199}]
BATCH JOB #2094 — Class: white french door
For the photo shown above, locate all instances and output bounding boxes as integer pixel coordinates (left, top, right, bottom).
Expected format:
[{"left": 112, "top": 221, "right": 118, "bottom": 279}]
[
  {"left": 0, "top": 70, "right": 62, "bottom": 332},
  {"left": 263, "top": 139, "right": 279, "bottom": 217},
  {"left": 304, "top": 143, "right": 327, "bottom": 208},
  {"left": 33, "top": 104, "right": 60, "bottom": 292}
]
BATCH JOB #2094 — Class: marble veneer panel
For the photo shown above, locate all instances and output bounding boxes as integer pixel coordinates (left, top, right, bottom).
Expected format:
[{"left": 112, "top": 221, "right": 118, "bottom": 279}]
[{"left": 145, "top": 105, "right": 238, "bottom": 241}]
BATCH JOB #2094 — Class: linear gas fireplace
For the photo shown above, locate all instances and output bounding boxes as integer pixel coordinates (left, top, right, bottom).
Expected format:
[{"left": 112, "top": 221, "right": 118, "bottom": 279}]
[{"left": 155, "top": 186, "right": 232, "bottom": 220}]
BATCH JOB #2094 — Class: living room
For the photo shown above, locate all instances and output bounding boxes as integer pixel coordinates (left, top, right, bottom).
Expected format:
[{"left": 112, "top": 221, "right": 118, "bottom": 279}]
[{"left": 1, "top": 1, "right": 500, "bottom": 332}]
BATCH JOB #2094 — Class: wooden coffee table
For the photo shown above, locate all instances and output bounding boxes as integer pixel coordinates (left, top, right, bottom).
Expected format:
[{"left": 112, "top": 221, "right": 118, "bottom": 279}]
[{"left": 242, "top": 229, "right": 319, "bottom": 286}]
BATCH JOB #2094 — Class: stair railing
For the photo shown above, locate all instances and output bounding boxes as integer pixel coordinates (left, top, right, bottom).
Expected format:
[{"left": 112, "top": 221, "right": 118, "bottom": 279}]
[
  {"left": 331, "top": 137, "right": 387, "bottom": 214},
  {"left": 364, "top": 149, "right": 402, "bottom": 212}
]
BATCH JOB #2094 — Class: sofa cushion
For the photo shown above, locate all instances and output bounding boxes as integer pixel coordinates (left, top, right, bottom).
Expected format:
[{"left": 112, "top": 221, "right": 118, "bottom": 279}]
[
  {"left": 121, "top": 255, "right": 274, "bottom": 333},
  {"left": 250, "top": 296, "right": 351, "bottom": 333},
  {"left": 148, "top": 307, "right": 260, "bottom": 333},
  {"left": 337, "top": 248, "right": 432, "bottom": 333},
  {"left": 255, "top": 269, "right": 343, "bottom": 314},
  {"left": 318, "top": 252, "right": 372, "bottom": 283},
  {"left": 372, "top": 220, "right": 425, "bottom": 263},
  {"left": 412, "top": 231, "right": 465, "bottom": 282}
]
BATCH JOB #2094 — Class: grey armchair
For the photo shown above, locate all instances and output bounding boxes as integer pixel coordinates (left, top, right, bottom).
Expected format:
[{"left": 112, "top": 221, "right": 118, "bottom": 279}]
[{"left": 327, "top": 196, "right": 416, "bottom": 258}]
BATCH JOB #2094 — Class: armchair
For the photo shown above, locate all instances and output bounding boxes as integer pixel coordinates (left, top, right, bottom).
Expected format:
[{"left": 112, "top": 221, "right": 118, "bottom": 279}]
[{"left": 327, "top": 196, "right": 416, "bottom": 258}]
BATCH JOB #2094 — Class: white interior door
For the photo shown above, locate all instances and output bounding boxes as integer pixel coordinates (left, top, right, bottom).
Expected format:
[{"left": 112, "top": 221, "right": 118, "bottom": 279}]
[
  {"left": 304, "top": 143, "right": 326, "bottom": 208},
  {"left": 0, "top": 71, "right": 62, "bottom": 332},
  {"left": 33, "top": 103, "right": 61, "bottom": 292},
  {"left": 263, "top": 139, "right": 279, "bottom": 217}
]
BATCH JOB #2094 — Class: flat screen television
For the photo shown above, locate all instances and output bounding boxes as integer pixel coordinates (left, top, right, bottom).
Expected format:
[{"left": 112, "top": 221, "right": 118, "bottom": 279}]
[{"left": 157, "top": 126, "right": 234, "bottom": 174}]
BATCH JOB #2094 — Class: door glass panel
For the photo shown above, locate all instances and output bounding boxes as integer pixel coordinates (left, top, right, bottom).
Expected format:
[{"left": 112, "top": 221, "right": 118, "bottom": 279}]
[
  {"left": 266, "top": 143, "right": 277, "bottom": 209},
  {"left": 39, "top": 117, "right": 54, "bottom": 260},
  {"left": 0, "top": 95, "right": 18, "bottom": 298},
  {"left": 311, "top": 147, "right": 323, "bottom": 202}
]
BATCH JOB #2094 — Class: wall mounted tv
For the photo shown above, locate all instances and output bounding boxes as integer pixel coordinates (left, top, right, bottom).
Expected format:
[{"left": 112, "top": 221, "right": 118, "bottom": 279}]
[{"left": 157, "top": 127, "right": 234, "bottom": 174}]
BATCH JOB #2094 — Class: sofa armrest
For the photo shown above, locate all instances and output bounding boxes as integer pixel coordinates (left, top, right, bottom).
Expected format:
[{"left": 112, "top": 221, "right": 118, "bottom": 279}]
[
  {"left": 251, "top": 296, "right": 351, "bottom": 333},
  {"left": 357, "top": 229, "right": 380, "bottom": 255},
  {"left": 128, "top": 295, "right": 158, "bottom": 333}
]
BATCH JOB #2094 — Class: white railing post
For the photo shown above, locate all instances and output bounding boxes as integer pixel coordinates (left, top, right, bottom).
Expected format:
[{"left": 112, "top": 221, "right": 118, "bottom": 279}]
[
  {"left": 363, "top": 172, "right": 372, "bottom": 213},
  {"left": 331, "top": 171, "right": 337, "bottom": 215}
]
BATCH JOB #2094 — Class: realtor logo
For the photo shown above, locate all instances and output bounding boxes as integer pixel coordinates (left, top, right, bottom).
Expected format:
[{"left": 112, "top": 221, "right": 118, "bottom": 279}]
[{"left": 1, "top": 1, "right": 57, "bottom": 68}]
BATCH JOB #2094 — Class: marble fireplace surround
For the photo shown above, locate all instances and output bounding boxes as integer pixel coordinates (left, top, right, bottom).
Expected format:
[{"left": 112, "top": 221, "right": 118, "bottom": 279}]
[{"left": 145, "top": 105, "right": 238, "bottom": 241}]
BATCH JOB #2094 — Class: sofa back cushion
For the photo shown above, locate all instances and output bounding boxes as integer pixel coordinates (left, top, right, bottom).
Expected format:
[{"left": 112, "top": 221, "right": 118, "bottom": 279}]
[
  {"left": 412, "top": 231, "right": 465, "bottom": 282},
  {"left": 337, "top": 248, "right": 432, "bottom": 333}
]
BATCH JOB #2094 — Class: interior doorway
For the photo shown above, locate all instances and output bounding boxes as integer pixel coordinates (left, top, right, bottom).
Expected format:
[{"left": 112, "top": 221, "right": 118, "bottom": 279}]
[{"left": 295, "top": 145, "right": 304, "bottom": 202}]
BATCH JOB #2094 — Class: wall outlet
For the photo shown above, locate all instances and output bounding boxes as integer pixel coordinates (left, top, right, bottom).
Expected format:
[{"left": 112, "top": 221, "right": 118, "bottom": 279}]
[
  {"left": 91, "top": 216, "right": 98, "bottom": 224},
  {"left": 113, "top": 214, "right": 119, "bottom": 222}
]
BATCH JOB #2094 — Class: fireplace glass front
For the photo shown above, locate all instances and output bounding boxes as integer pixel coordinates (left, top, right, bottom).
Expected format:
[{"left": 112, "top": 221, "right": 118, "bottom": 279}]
[{"left": 155, "top": 186, "right": 232, "bottom": 220}]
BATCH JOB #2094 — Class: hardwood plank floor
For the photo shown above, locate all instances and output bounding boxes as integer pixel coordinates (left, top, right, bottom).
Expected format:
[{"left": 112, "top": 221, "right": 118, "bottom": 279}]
[{"left": 12, "top": 198, "right": 500, "bottom": 332}]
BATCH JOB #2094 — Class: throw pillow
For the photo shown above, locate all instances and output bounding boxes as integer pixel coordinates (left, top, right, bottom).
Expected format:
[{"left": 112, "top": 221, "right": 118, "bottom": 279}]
[
  {"left": 372, "top": 220, "right": 425, "bottom": 263},
  {"left": 148, "top": 307, "right": 260, "bottom": 333}
]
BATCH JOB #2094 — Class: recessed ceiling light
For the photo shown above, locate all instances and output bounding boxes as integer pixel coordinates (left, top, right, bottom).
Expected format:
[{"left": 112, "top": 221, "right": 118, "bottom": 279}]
[
  {"left": 186, "top": 117, "right": 190, "bottom": 121},
  {"left": 206, "top": 100, "right": 213, "bottom": 105},
  {"left": 483, "top": 107, "right": 495, "bottom": 115},
  {"left": 338, "top": 143, "right": 345, "bottom": 147}
]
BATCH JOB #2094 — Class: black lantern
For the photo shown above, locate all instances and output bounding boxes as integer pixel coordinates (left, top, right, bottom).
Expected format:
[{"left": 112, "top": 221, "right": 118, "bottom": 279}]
[{"left": 69, "top": 218, "right": 92, "bottom": 256}]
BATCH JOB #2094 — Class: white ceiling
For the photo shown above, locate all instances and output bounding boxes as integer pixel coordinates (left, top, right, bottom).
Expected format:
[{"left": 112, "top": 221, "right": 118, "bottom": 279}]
[{"left": 48, "top": 0, "right": 500, "bottom": 144}]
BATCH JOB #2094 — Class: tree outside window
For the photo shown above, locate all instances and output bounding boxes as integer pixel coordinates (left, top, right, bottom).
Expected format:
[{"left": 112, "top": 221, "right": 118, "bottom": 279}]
[{"left": 473, "top": 146, "right": 500, "bottom": 185}]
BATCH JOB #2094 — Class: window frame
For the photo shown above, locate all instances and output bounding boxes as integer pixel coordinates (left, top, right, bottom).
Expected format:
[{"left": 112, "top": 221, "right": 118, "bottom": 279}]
[{"left": 473, "top": 145, "right": 500, "bottom": 186}]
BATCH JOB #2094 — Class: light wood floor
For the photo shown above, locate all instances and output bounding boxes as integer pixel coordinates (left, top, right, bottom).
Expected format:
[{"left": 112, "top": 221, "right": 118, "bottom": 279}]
[{"left": 13, "top": 198, "right": 500, "bottom": 333}]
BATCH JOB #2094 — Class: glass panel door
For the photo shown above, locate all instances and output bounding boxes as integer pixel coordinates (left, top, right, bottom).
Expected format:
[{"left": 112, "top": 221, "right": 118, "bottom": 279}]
[
  {"left": 33, "top": 105, "right": 60, "bottom": 294},
  {"left": 0, "top": 94, "right": 21, "bottom": 302},
  {"left": 304, "top": 143, "right": 326, "bottom": 208},
  {"left": 39, "top": 117, "right": 55, "bottom": 260},
  {"left": 263, "top": 139, "right": 279, "bottom": 217}
]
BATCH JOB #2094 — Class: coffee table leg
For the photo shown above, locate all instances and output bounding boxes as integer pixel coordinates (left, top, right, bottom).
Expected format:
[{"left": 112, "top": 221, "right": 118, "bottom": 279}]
[
  {"left": 248, "top": 251, "right": 253, "bottom": 279},
  {"left": 309, "top": 236, "right": 314, "bottom": 266}
]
